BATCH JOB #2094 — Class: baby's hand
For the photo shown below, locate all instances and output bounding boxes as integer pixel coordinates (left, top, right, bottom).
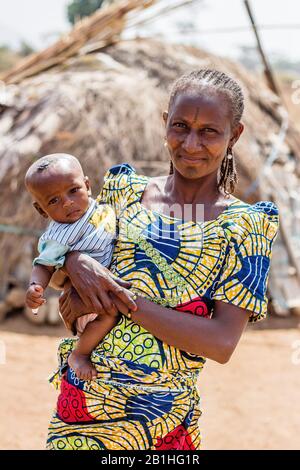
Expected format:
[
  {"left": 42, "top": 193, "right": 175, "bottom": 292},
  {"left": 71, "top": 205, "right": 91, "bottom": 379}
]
[{"left": 25, "top": 284, "right": 46, "bottom": 311}]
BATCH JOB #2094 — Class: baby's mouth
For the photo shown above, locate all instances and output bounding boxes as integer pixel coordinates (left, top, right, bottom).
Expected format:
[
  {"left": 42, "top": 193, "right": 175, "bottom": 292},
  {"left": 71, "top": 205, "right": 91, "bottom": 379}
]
[{"left": 67, "top": 209, "right": 81, "bottom": 217}]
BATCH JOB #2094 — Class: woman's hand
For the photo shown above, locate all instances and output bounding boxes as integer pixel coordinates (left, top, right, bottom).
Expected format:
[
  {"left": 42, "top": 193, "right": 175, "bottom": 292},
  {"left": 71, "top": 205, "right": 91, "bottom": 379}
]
[
  {"left": 49, "top": 269, "right": 68, "bottom": 290},
  {"left": 64, "top": 251, "right": 137, "bottom": 317},
  {"left": 59, "top": 284, "right": 92, "bottom": 332},
  {"left": 59, "top": 285, "right": 133, "bottom": 333}
]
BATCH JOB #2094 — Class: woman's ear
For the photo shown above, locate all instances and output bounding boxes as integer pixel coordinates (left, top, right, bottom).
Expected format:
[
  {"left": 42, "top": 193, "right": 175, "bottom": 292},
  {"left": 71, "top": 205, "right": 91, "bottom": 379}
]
[
  {"left": 33, "top": 202, "right": 48, "bottom": 218},
  {"left": 230, "top": 122, "right": 244, "bottom": 147},
  {"left": 84, "top": 176, "right": 92, "bottom": 196},
  {"left": 163, "top": 111, "right": 168, "bottom": 125}
]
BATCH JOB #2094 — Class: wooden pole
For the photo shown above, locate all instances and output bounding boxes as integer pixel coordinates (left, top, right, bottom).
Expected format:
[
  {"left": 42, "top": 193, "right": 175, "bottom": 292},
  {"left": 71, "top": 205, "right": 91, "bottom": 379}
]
[{"left": 243, "top": 0, "right": 281, "bottom": 97}]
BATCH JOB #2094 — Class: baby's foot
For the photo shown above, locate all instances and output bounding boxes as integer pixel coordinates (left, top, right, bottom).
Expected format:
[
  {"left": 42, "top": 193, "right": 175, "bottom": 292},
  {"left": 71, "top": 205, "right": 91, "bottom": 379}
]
[{"left": 68, "top": 350, "right": 97, "bottom": 381}]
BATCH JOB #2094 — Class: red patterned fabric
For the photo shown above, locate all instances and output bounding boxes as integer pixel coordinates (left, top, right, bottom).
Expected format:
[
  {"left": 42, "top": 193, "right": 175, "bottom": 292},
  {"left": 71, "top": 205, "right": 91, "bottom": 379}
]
[
  {"left": 155, "top": 424, "right": 196, "bottom": 450},
  {"left": 57, "top": 375, "right": 94, "bottom": 423},
  {"left": 175, "top": 297, "right": 210, "bottom": 318}
]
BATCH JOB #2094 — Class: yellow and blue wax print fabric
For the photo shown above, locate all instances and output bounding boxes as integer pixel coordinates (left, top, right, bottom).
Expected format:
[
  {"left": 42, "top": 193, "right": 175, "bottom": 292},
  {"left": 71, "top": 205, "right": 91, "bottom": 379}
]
[{"left": 47, "top": 163, "right": 279, "bottom": 450}]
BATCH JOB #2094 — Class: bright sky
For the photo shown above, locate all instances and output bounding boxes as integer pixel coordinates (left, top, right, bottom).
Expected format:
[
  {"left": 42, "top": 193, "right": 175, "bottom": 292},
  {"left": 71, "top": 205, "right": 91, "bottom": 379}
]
[{"left": 0, "top": 0, "right": 300, "bottom": 62}]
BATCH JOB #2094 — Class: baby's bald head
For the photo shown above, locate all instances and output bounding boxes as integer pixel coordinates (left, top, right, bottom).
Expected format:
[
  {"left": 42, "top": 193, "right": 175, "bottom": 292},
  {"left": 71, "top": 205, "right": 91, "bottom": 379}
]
[
  {"left": 25, "top": 153, "right": 91, "bottom": 223},
  {"left": 25, "top": 153, "right": 84, "bottom": 192}
]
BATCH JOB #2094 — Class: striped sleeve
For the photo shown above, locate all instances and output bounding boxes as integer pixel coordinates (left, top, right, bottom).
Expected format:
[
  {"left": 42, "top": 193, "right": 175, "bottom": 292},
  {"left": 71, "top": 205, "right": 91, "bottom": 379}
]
[{"left": 33, "top": 239, "right": 69, "bottom": 269}]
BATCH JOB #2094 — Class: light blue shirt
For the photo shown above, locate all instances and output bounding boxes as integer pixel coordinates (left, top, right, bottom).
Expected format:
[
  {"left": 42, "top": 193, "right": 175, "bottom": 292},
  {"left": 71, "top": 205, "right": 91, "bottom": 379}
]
[{"left": 33, "top": 199, "right": 116, "bottom": 269}]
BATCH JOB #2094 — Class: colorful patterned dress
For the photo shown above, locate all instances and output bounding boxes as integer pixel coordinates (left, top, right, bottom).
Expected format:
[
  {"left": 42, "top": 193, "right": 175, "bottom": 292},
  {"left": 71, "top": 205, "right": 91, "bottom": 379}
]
[{"left": 47, "top": 163, "right": 279, "bottom": 450}]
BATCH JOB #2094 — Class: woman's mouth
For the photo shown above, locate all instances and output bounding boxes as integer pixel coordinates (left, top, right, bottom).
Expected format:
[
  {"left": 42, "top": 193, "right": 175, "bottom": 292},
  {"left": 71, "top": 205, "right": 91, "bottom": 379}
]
[{"left": 180, "top": 155, "right": 208, "bottom": 164}]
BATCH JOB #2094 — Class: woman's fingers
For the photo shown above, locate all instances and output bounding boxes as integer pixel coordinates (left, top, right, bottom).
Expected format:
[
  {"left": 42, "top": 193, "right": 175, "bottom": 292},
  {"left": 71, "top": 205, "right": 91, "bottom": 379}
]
[
  {"left": 59, "top": 290, "right": 74, "bottom": 330},
  {"left": 75, "top": 284, "right": 100, "bottom": 314},
  {"left": 109, "top": 292, "right": 129, "bottom": 316},
  {"left": 110, "top": 275, "right": 132, "bottom": 289},
  {"left": 99, "top": 290, "right": 118, "bottom": 317},
  {"left": 73, "top": 284, "right": 90, "bottom": 309},
  {"left": 59, "top": 291, "right": 69, "bottom": 317},
  {"left": 63, "top": 253, "right": 136, "bottom": 314},
  {"left": 109, "top": 283, "right": 137, "bottom": 311},
  {"left": 63, "top": 298, "right": 72, "bottom": 328},
  {"left": 88, "top": 294, "right": 105, "bottom": 316}
]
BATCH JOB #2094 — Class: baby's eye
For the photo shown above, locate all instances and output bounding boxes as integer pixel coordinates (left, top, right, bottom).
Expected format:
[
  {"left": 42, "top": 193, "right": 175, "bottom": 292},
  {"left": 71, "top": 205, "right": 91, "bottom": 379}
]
[
  {"left": 70, "top": 187, "right": 80, "bottom": 193},
  {"left": 48, "top": 197, "right": 58, "bottom": 205}
]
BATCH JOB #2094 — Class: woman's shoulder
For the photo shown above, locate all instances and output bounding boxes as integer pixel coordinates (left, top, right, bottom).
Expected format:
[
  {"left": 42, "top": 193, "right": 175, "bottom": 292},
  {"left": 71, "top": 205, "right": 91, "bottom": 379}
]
[
  {"left": 102, "top": 163, "right": 136, "bottom": 187},
  {"left": 221, "top": 198, "right": 279, "bottom": 242},
  {"left": 105, "top": 162, "right": 136, "bottom": 177},
  {"left": 228, "top": 198, "right": 279, "bottom": 219},
  {"left": 102, "top": 163, "right": 148, "bottom": 187},
  {"left": 97, "top": 163, "right": 148, "bottom": 209}
]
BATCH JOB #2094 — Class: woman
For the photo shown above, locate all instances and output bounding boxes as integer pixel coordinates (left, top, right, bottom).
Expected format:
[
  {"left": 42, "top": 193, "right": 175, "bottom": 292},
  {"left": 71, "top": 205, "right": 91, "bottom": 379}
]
[{"left": 47, "top": 69, "right": 279, "bottom": 450}]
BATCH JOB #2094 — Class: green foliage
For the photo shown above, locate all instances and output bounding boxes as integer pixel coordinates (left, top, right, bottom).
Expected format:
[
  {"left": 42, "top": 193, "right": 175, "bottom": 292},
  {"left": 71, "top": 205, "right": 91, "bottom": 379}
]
[{"left": 67, "top": 0, "right": 106, "bottom": 25}]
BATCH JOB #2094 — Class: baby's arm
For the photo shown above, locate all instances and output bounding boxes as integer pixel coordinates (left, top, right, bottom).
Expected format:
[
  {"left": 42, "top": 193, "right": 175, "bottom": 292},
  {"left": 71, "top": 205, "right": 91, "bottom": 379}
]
[
  {"left": 25, "top": 264, "right": 55, "bottom": 309},
  {"left": 30, "top": 264, "right": 55, "bottom": 288},
  {"left": 76, "top": 315, "right": 118, "bottom": 357},
  {"left": 27, "top": 237, "right": 70, "bottom": 309}
]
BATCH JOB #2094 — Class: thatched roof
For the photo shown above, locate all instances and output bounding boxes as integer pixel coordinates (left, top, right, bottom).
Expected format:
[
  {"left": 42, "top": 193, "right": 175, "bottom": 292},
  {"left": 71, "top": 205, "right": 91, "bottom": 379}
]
[{"left": 0, "top": 0, "right": 299, "bottom": 317}]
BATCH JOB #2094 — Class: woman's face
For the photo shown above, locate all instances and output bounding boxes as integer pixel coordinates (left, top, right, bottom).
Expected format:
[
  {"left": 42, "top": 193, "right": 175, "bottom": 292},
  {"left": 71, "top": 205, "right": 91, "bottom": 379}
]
[{"left": 164, "top": 89, "right": 243, "bottom": 180}]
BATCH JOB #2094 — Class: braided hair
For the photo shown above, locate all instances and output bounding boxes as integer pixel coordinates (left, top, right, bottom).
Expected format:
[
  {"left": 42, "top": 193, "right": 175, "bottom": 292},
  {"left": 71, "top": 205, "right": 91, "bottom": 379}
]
[{"left": 167, "top": 69, "right": 244, "bottom": 195}]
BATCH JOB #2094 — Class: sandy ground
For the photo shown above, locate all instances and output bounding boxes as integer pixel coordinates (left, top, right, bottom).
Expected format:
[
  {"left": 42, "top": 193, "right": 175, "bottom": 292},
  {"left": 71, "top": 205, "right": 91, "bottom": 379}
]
[{"left": 0, "top": 314, "right": 299, "bottom": 450}]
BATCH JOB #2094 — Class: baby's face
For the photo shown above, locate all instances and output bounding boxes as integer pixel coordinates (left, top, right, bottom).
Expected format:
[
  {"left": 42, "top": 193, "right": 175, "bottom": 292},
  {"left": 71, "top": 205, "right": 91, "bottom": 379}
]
[{"left": 30, "top": 163, "right": 91, "bottom": 223}]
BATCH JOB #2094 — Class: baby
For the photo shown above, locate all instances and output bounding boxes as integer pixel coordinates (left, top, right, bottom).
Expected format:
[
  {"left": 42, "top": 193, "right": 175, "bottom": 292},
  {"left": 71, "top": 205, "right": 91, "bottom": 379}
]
[{"left": 25, "top": 153, "right": 118, "bottom": 381}]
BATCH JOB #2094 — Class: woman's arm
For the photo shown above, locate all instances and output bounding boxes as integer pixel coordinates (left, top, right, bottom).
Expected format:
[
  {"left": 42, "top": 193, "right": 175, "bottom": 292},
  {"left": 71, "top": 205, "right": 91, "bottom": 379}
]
[
  {"left": 55, "top": 252, "right": 249, "bottom": 363},
  {"left": 129, "top": 297, "right": 250, "bottom": 364},
  {"left": 60, "top": 284, "right": 249, "bottom": 362}
]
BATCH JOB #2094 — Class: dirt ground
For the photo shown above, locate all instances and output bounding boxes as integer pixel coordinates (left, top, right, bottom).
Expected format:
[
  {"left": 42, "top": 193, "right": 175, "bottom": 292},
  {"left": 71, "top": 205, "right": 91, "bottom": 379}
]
[{"left": 0, "top": 313, "right": 299, "bottom": 450}]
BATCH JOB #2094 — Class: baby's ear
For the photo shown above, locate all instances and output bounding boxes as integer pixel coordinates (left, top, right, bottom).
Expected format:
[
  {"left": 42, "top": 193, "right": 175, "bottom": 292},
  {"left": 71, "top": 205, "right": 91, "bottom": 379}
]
[
  {"left": 33, "top": 202, "right": 48, "bottom": 219},
  {"left": 84, "top": 176, "right": 92, "bottom": 196}
]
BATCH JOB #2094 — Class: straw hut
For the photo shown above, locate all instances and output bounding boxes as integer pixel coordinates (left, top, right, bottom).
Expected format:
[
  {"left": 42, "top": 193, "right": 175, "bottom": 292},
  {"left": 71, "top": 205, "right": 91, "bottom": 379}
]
[{"left": 0, "top": 0, "right": 299, "bottom": 323}]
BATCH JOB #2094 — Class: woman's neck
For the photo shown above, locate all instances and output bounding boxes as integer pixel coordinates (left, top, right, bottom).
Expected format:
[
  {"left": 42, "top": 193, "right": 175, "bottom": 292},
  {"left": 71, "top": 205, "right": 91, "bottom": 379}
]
[{"left": 166, "top": 169, "right": 221, "bottom": 206}]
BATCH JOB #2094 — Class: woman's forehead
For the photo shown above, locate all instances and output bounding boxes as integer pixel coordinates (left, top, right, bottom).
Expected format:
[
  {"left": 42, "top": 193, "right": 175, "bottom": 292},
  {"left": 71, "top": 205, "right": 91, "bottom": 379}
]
[{"left": 170, "top": 90, "right": 232, "bottom": 123}]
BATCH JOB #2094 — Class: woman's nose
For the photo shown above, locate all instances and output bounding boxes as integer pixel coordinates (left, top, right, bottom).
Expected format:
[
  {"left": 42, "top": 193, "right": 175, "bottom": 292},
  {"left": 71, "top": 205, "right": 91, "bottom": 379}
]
[{"left": 182, "top": 131, "right": 203, "bottom": 153}]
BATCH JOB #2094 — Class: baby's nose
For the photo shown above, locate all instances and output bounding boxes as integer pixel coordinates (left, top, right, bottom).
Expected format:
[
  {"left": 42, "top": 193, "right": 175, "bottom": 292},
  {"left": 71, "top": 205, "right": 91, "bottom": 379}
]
[{"left": 62, "top": 198, "right": 74, "bottom": 208}]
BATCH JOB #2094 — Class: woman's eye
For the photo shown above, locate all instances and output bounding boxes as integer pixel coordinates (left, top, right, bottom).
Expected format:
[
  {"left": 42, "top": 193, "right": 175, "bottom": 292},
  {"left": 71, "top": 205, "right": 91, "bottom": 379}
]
[
  {"left": 70, "top": 187, "right": 79, "bottom": 193},
  {"left": 173, "top": 122, "right": 187, "bottom": 129},
  {"left": 203, "top": 128, "right": 216, "bottom": 133}
]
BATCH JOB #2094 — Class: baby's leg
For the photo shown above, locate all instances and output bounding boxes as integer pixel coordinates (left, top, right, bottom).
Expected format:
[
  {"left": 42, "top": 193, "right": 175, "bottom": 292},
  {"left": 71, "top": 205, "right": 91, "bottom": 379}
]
[{"left": 68, "top": 315, "right": 118, "bottom": 381}]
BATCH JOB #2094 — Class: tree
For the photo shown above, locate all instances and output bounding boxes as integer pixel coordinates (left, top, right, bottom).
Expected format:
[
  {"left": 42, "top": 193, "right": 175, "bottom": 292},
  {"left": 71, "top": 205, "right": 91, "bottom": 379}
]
[{"left": 67, "top": 0, "right": 106, "bottom": 25}]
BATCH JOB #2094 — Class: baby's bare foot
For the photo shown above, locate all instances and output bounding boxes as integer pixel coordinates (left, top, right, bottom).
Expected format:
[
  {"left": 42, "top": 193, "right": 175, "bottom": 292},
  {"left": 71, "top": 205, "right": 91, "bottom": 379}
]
[{"left": 68, "top": 350, "right": 97, "bottom": 381}]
